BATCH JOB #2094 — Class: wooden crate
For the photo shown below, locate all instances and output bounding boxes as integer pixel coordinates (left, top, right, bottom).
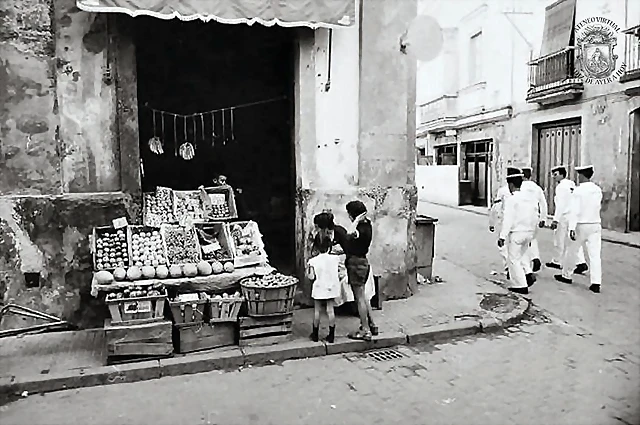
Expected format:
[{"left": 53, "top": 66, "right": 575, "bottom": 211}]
[
  {"left": 203, "top": 186, "right": 238, "bottom": 221},
  {"left": 92, "top": 226, "right": 130, "bottom": 272},
  {"left": 228, "top": 221, "right": 268, "bottom": 269},
  {"left": 106, "top": 291, "right": 167, "bottom": 325},
  {"left": 173, "top": 321, "right": 237, "bottom": 354},
  {"left": 161, "top": 223, "right": 203, "bottom": 265},
  {"left": 174, "top": 190, "right": 206, "bottom": 224},
  {"left": 208, "top": 297, "right": 243, "bottom": 322},
  {"left": 143, "top": 187, "right": 177, "bottom": 227},
  {"left": 196, "top": 223, "right": 234, "bottom": 263},
  {"left": 239, "top": 313, "right": 293, "bottom": 347},
  {"left": 105, "top": 319, "right": 173, "bottom": 359},
  {"left": 169, "top": 298, "right": 208, "bottom": 325},
  {"left": 128, "top": 225, "right": 169, "bottom": 268}
]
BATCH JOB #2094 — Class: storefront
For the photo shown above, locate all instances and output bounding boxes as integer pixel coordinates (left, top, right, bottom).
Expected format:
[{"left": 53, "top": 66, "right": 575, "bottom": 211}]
[{"left": 0, "top": 0, "right": 418, "bottom": 335}]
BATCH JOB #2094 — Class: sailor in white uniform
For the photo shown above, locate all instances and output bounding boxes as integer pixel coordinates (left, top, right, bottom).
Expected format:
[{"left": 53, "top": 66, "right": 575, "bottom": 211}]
[
  {"left": 520, "top": 166, "right": 547, "bottom": 272},
  {"left": 489, "top": 166, "right": 521, "bottom": 277},
  {"left": 546, "top": 165, "right": 587, "bottom": 272},
  {"left": 554, "top": 165, "right": 603, "bottom": 293},
  {"left": 498, "top": 171, "right": 540, "bottom": 295}
]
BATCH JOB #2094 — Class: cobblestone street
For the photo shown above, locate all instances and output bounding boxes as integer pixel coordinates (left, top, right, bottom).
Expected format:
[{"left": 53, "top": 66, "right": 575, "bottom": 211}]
[{"left": 1, "top": 203, "right": 638, "bottom": 425}]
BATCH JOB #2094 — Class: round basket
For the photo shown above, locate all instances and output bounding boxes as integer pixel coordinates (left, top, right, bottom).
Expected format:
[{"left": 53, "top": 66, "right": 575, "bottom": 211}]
[{"left": 240, "top": 278, "right": 298, "bottom": 317}]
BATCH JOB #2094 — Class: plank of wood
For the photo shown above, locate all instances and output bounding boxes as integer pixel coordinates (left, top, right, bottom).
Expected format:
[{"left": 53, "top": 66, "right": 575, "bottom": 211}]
[
  {"left": 240, "top": 323, "right": 292, "bottom": 338},
  {"left": 109, "top": 317, "right": 165, "bottom": 327},
  {"left": 108, "top": 342, "right": 173, "bottom": 356},
  {"left": 240, "top": 334, "right": 292, "bottom": 347},
  {"left": 240, "top": 314, "right": 293, "bottom": 328},
  {"left": 175, "top": 322, "right": 236, "bottom": 353},
  {"left": 105, "top": 320, "right": 172, "bottom": 348}
]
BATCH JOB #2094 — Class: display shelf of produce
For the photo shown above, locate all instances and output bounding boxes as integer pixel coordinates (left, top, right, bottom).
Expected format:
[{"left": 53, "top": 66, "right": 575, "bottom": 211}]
[
  {"left": 228, "top": 221, "right": 268, "bottom": 269},
  {"left": 92, "top": 264, "right": 275, "bottom": 294},
  {"left": 174, "top": 190, "right": 206, "bottom": 224},
  {"left": 128, "top": 225, "right": 169, "bottom": 268},
  {"left": 92, "top": 226, "right": 130, "bottom": 271},
  {"left": 161, "top": 223, "right": 203, "bottom": 265},
  {"left": 143, "top": 187, "right": 176, "bottom": 227},
  {"left": 196, "top": 223, "right": 234, "bottom": 264},
  {"left": 203, "top": 185, "right": 238, "bottom": 221}
]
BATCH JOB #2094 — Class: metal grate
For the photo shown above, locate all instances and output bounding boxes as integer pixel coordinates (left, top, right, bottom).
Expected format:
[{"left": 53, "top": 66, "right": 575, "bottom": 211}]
[{"left": 365, "top": 348, "right": 406, "bottom": 362}]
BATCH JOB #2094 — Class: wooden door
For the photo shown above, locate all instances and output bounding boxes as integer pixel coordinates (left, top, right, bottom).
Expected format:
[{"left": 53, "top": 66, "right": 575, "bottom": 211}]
[
  {"left": 630, "top": 109, "right": 640, "bottom": 232},
  {"left": 536, "top": 122, "right": 581, "bottom": 215}
]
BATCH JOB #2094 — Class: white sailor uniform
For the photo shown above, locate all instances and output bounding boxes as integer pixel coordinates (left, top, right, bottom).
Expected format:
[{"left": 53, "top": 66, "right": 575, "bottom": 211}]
[
  {"left": 521, "top": 179, "right": 547, "bottom": 263},
  {"left": 561, "top": 177, "right": 603, "bottom": 286},
  {"left": 500, "top": 189, "right": 539, "bottom": 289},
  {"left": 489, "top": 185, "right": 512, "bottom": 271},
  {"left": 551, "top": 178, "right": 586, "bottom": 265}
]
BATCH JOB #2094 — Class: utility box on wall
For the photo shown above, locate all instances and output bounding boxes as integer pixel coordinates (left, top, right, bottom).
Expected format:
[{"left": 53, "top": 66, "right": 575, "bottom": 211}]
[{"left": 415, "top": 215, "right": 438, "bottom": 282}]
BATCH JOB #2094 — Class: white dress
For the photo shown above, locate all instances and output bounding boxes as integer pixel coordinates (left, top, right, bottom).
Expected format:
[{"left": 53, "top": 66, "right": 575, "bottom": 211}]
[{"left": 308, "top": 253, "right": 341, "bottom": 300}]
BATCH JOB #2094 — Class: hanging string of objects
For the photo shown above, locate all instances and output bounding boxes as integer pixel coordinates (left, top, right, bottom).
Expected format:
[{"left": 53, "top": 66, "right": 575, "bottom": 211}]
[{"left": 144, "top": 96, "right": 288, "bottom": 161}]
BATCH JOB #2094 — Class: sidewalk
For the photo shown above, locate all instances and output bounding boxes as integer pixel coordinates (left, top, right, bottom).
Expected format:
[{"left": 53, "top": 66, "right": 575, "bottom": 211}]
[
  {"left": 0, "top": 258, "right": 529, "bottom": 401},
  {"left": 421, "top": 201, "right": 640, "bottom": 249}
]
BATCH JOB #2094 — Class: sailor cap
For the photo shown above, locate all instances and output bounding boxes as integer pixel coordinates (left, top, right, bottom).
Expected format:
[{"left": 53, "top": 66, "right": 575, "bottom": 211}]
[
  {"left": 506, "top": 173, "right": 524, "bottom": 180},
  {"left": 506, "top": 166, "right": 521, "bottom": 176},
  {"left": 550, "top": 165, "right": 567, "bottom": 173},
  {"left": 520, "top": 166, "right": 533, "bottom": 172},
  {"left": 575, "top": 164, "right": 594, "bottom": 172}
]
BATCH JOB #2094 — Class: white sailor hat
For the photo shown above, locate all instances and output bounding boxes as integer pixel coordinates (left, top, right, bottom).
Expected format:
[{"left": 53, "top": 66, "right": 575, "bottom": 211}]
[
  {"left": 550, "top": 165, "right": 567, "bottom": 173},
  {"left": 506, "top": 173, "right": 524, "bottom": 180},
  {"left": 506, "top": 166, "right": 521, "bottom": 176},
  {"left": 575, "top": 164, "right": 594, "bottom": 173},
  {"left": 520, "top": 166, "right": 533, "bottom": 172}
]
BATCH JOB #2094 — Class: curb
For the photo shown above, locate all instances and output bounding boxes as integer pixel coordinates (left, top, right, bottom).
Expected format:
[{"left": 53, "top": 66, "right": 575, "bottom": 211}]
[
  {"left": 424, "top": 201, "right": 640, "bottom": 249},
  {"left": 0, "top": 296, "right": 530, "bottom": 400}
]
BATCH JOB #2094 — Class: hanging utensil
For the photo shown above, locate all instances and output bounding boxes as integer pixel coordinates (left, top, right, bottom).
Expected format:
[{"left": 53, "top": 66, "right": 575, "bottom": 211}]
[
  {"left": 221, "top": 108, "right": 226, "bottom": 145},
  {"left": 210, "top": 111, "right": 216, "bottom": 147},
  {"left": 148, "top": 110, "right": 164, "bottom": 155},
  {"left": 192, "top": 114, "right": 198, "bottom": 152},
  {"left": 230, "top": 107, "right": 235, "bottom": 142},
  {"left": 200, "top": 113, "right": 205, "bottom": 150},
  {"left": 179, "top": 116, "right": 195, "bottom": 161},
  {"left": 173, "top": 114, "right": 178, "bottom": 157}
]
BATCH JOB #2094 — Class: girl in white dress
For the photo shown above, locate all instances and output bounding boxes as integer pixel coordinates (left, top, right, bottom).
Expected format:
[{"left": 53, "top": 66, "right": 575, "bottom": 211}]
[{"left": 307, "top": 234, "right": 341, "bottom": 343}]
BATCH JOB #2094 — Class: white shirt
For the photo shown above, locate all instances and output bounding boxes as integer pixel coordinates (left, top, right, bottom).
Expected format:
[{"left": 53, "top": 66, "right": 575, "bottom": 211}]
[
  {"left": 489, "top": 185, "right": 512, "bottom": 228},
  {"left": 521, "top": 180, "right": 548, "bottom": 220},
  {"left": 553, "top": 178, "right": 576, "bottom": 223},
  {"left": 308, "top": 253, "right": 341, "bottom": 299},
  {"left": 499, "top": 189, "right": 539, "bottom": 239},
  {"left": 568, "top": 181, "right": 602, "bottom": 231}
]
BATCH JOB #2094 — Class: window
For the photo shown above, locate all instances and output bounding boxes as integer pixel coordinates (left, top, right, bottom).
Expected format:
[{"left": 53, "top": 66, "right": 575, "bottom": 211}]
[
  {"left": 416, "top": 147, "right": 433, "bottom": 165},
  {"left": 435, "top": 144, "right": 458, "bottom": 165},
  {"left": 469, "top": 31, "right": 482, "bottom": 84}
]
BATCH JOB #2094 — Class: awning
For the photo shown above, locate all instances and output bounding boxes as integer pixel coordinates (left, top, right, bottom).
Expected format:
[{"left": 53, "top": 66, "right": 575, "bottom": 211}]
[
  {"left": 539, "top": 0, "right": 577, "bottom": 56},
  {"left": 76, "top": 0, "right": 356, "bottom": 29}
]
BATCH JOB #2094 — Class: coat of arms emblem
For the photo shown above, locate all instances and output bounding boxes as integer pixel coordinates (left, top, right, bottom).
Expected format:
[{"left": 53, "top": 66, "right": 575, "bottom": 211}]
[{"left": 575, "top": 17, "right": 626, "bottom": 84}]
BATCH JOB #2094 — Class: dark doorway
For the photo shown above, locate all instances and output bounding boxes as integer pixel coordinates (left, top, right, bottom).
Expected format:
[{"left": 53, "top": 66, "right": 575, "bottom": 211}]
[
  {"left": 629, "top": 108, "right": 640, "bottom": 232},
  {"left": 134, "top": 18, "right": 296, "bottom": 273},
  {"left": 461, "top": 140, "right": 492, "bottom": 207}
]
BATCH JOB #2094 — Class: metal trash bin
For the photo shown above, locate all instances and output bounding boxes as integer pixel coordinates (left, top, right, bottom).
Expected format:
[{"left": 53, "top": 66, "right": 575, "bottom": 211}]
[{"left": 415, "top": 215, "right": 438, "bottom": 282}]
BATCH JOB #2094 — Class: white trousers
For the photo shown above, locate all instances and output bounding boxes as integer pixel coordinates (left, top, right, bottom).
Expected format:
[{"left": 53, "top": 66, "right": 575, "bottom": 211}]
[
  {"left": 507, "top": 231, "right": 534, "bottom": 289},
  {"left": 498, "top": 243, "right": 508, "bottom": 271},
  {"left": 527, "top": 226, "right": 540, "bottom": 261},
  {"left": 552, "top": 221, "right": 585, "bottom": 264},
  {"left": 562, "top": 223, "right": 602, "bottom": 285}
]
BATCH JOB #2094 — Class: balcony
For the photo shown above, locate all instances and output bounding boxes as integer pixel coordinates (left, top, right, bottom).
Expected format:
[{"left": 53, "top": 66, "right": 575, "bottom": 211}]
[
  {"left": 526, "top": 48, "right": 584, "bottom": 105},
  {"left": 417, "top": 95, "right": 458, "bottom": 134},
  {"left": 620, "top": 25, "right": 640, "bottom": 95}
]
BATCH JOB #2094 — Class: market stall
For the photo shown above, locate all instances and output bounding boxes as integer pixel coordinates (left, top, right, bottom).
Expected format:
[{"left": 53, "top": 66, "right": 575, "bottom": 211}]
[{"left": 90, "top": 182, "right": 300, "bottom": 363}]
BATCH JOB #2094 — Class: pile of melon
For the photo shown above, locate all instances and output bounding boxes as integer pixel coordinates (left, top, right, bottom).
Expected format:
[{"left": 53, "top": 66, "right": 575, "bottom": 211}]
[{"left": 94, "top": 260, "right": 235, "bottom": 284}]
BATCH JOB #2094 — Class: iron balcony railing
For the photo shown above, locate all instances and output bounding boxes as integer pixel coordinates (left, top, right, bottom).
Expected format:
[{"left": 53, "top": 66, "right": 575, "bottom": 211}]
[{"left": 528, "top": 47, "right": 579, "bottom": 88}]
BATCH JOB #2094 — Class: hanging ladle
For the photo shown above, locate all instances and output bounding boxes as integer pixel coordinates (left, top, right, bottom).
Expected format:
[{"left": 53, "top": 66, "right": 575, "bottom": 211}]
[
  {"left": 179, "top": 116, "right": 195, "bottom": 161},
  {"left": 148, "top": 110, "right": 164, "bottom": 155}
]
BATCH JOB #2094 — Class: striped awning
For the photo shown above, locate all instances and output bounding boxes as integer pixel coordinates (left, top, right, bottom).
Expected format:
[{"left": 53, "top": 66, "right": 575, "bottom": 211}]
[{"left": 76, "top": 0, "right": 356, "bottom": 29}]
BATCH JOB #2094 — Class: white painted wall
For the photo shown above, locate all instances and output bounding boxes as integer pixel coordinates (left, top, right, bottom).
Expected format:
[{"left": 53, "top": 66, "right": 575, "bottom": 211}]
[
  {"left": 416, "top": 165, "right": 459, "bottom": 205},
  {"left": 313, "top": 27, "right": 360, "bottom": 189}
]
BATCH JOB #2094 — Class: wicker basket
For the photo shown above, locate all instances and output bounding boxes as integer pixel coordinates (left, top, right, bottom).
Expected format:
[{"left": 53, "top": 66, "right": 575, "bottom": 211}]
[
  {"left": 240, "top": 279, "right": 298, "bottom": 317},
  {"left": 208, "top": 296, "right": 244, "bottom": 322}
]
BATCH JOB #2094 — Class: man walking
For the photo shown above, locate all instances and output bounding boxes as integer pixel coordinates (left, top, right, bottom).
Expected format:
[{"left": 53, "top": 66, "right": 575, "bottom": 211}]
[
  {"left": 489, "top": 166, "right": 521, "bottom": 277},
  {"left": 546, "top": 165, "right": 588, "bottom": 272},
  {"left": 520, "top": 166, "right": 547, "bottom": 272},
  {"left": 554, "top": 165, "right": 603, "bottom": 293},
  {"left": 498, "top": 170, "right": 539, "bottom": 295}
]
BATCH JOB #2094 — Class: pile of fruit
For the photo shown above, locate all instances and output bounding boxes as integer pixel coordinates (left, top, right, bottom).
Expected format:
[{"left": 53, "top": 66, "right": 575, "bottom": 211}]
[
  {"left": 130, "top": 228, "right": 167, "bottom": 267},
  {"left": 175, "top": 192, "right": 204, "bottom": 222},
  {"left": 208, "top": 193, "right": 231, "bottom": 219},
  {"left": 105, "top": 283, "right": 165, "bottom": 301},
  {"left": 229, "top": 222, "right": 263, "bottom": 258},
  {"left": 208, "top": 290, "right": 243, "bottom": 301},
  {"left": 163, "top": 225, "right": 202, "bottom": 265},
  {"left": 95, "top": 229, "right": 129, "bottom": 270},
  {"left": 143, "top": 189, "right": 175, "bottom": 227},
  {"left": 241, "top": 272, "right": 298, "bottom": 288}
]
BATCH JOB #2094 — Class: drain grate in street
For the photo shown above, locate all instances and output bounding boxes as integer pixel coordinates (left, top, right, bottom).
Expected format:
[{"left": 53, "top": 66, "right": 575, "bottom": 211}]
[{"left": 365, "top": 348, "right": 406, "bottom": 362}]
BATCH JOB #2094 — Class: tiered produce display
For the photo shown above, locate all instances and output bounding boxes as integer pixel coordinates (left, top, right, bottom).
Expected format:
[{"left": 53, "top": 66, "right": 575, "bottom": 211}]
[{"left": 91, "top": 182, "right": 297, "bottom": 362}]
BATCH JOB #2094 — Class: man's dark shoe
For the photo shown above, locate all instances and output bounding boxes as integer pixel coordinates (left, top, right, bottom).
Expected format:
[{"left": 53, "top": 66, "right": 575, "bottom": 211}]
[
  {"left": 554, "top": 274, "right": 572, "bottom": 284},
  {"left": 532, "top": 259, "right": 542, "bottom": 272},
  {"left": 589, "top": 284, "right": 601, "bottom": 293},
  {"left": 574, "top": 263, "right": 589, "bottom": 275},
  {"left": 508, "top": 287, "right": 528, "bottom": 295},
  {"left": 546, "top": 262, "right": 561, "bottom": 269},
  {"left": 526, "top": 273, "right": 537, "bottom": 287},
  {"left": 506, "top": 271, "right": 510, "bottom": 280}
]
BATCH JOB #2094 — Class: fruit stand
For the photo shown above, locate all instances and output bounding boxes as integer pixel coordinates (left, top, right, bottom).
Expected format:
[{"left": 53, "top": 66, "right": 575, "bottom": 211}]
[{"left": 90, "top": 182, "right": 298, "bottom": 363}]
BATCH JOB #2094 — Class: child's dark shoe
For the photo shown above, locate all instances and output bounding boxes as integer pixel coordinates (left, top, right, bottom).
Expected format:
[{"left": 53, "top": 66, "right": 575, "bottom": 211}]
[{"left": 327, "top": 326, "right": 335, "bottom": 343}]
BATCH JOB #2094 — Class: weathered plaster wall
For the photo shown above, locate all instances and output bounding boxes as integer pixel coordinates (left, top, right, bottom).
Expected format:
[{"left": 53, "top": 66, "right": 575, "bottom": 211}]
[{"left": 0, "top": 0, "right": 135, "bottom": 330}]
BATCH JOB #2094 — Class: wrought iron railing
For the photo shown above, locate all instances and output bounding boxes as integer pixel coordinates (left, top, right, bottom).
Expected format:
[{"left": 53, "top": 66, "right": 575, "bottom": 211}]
[{"left": 528, "top": 48, "right": 578, "bottom": 88}]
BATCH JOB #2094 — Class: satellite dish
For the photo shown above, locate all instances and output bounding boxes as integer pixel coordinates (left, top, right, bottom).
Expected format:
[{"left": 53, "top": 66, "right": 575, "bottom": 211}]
[{"left": 404, "top": 15, "right": 444, "bottom": 62}]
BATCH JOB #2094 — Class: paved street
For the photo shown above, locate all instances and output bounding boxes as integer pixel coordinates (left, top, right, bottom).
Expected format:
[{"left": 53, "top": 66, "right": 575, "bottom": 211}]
[{"left": 1, "top": 203, "right": 638, "bottom": 425}]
